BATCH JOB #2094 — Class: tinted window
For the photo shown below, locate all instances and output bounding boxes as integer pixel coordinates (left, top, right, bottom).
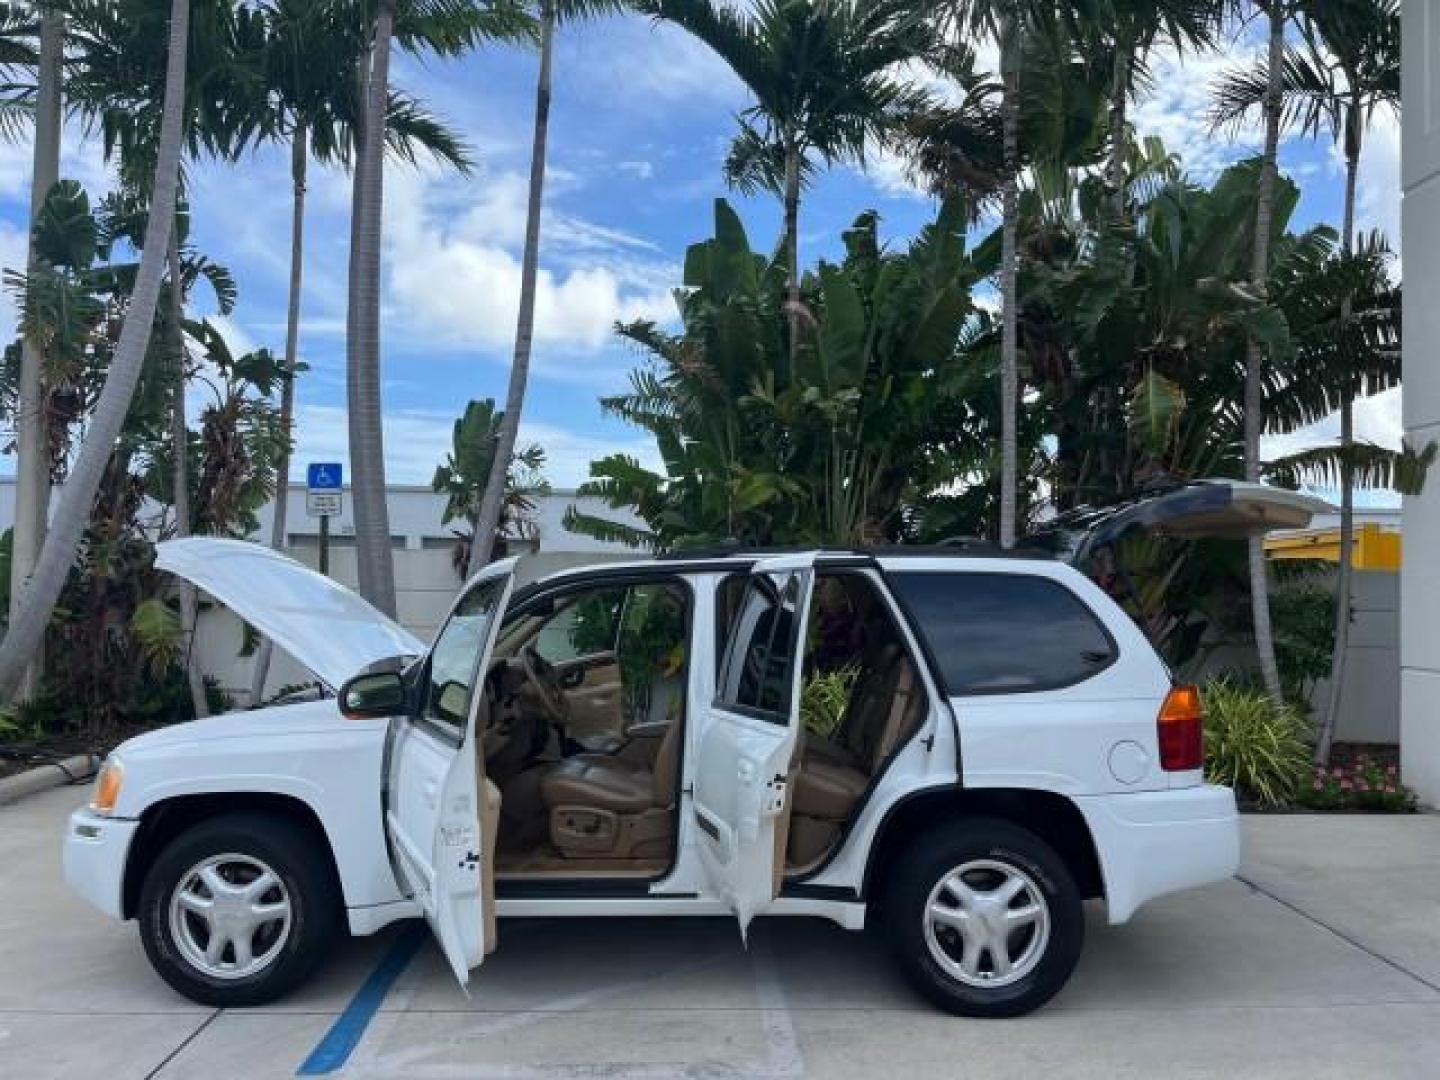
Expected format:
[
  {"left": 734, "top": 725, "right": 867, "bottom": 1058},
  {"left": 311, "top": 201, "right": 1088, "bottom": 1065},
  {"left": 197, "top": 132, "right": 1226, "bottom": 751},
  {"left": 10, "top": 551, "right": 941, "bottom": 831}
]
[
  {"left": 888, "top": 572, "right": 1115, "bottom": 694},
  {"left": 716, "top": 573, "right": 803, "bottom": 721},
  {"left": 425, "top": 577, "right": 504, "bottom": 735}
]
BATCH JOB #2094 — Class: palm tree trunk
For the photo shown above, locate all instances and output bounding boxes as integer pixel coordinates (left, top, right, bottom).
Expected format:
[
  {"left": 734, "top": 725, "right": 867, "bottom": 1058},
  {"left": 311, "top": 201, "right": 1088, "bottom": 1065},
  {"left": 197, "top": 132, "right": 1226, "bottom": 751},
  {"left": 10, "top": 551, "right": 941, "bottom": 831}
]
[
  {"left": 1245, "top": 0, "right": 1287, "bottom": 704},
  {"left": 782, "top": 126, "right": 801, "bottom": 374},
  {"left": 998, "top": 18, "right": 1020, "bottom": 549},
  {"left": 471, "top": 0, "right": 555, "bottom": 570},
  {"left": 1107, "top": 45, "right": 1130, "bottom": 220},
  {"left": 9, "top": 9, "right": 64, "bottom": 700},
  {"left": 1315, "top": 123, "right": 1363, "bottom": 765},
  {"left": 0, "top": 0, "right": 191, "bottom": 701},
  {"left": 250, "top": 125, "right": 308, "bottom": 705},
  {"left": 347, "top": 0, "right": 398, "bottom": 615},
  {"left": 168, "top": 228, "right": 208, "bottom": 719}
]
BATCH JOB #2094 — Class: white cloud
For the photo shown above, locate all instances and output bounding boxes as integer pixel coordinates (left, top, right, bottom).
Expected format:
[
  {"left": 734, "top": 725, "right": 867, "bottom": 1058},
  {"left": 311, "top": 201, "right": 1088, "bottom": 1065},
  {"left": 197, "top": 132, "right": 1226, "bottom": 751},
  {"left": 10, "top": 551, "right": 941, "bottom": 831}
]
[
  {"left": 1355, "top": 110, "right": 1401, "bottom": 250},
  {"left": 617, "top": 160, "right": 655, "bottom": 181},
  {"left": 382, "top": 168, "right": 676, "bottom": 354},
  {"left": 291, "top": 403, "right": 661, "bottom": 488},
  {"left": 0, "top": 217, "right": 30, "bottom": 343},
  {"left": 1130, "top": 43, "right": 1266, "bottom": 179},
  {"left": 572, "top": 19, "right": 746, "bottom": 110},
  {"left": 1261, "top": 386, "right": 1405, "bottom": 462}
]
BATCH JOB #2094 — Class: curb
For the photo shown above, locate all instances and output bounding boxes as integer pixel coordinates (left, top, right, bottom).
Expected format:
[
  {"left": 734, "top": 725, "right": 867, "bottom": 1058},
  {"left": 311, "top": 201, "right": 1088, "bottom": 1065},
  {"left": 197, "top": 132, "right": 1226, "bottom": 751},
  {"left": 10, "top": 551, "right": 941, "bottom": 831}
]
[{"left": 0, "top": 753, "right": 101, "bottom": 806}]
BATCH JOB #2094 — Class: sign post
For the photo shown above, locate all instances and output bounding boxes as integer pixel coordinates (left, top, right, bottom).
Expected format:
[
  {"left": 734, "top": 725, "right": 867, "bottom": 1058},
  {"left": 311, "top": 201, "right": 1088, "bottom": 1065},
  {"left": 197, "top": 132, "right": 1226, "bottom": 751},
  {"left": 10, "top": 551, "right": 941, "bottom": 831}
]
[{"left": 306, "top": 463, "right": 343, "bottom": 576}]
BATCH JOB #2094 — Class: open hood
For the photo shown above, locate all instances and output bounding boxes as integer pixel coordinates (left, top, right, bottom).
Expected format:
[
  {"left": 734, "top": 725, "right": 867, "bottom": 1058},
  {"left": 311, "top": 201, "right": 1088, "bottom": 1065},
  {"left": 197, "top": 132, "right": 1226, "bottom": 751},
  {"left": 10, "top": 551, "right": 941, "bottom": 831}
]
[
  {"left": 155, "top": 538, "right": 426, "bottom": 689},
  {"left": 1025, "top": 481, "right": 1333, "bottom": 566}
]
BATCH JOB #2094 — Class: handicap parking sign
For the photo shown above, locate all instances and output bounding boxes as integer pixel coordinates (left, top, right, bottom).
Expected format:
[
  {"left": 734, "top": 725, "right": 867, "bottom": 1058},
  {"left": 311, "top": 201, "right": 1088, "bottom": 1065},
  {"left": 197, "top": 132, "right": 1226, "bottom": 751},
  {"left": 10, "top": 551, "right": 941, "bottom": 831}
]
[{"left": 307, "top": 463, "right": 343, "bottom": 491}]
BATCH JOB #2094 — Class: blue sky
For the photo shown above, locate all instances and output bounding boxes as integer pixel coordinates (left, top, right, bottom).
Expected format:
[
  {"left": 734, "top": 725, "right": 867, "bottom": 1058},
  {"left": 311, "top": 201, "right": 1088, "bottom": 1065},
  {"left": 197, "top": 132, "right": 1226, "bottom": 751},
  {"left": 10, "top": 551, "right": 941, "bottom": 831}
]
[{"left": 0, "top": 13, "right": 1406, "bottom": 493}]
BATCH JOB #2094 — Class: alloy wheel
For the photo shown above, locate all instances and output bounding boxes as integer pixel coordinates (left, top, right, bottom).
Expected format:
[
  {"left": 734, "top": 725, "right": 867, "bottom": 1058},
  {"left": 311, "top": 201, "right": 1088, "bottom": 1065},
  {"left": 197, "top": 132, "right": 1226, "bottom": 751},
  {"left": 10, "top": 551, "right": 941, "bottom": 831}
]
[
  {"left": 922, "top": 858, "right": 1051, "bottom": 988},
  {"left": 167, "top": 852, "right": 293, "bottom": 980}
]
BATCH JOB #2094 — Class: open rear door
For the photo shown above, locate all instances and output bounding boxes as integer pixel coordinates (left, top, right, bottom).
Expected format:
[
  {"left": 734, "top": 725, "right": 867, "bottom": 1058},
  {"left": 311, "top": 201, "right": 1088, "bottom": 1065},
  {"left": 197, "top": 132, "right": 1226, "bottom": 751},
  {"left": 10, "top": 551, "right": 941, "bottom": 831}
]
[
  {"left": 692, "top": 553, "right": 817, "bottom": 939},
  {"left": 1026, "top": 481, "right": 1332, "bottom": 566},
  {"left": 384, "top": 560, "right": 516, "bottom": 988}
]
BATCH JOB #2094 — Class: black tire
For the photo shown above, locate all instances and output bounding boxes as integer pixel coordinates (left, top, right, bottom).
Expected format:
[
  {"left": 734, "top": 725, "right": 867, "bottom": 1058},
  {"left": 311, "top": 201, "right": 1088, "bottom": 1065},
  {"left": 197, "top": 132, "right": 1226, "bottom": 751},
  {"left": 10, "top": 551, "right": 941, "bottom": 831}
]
[
  {"left": 138, "top": 813, "right": 341, "bottom": 1007},
  {"left": 884, "top": 818, "right": 1084, "bottom": 1018}
]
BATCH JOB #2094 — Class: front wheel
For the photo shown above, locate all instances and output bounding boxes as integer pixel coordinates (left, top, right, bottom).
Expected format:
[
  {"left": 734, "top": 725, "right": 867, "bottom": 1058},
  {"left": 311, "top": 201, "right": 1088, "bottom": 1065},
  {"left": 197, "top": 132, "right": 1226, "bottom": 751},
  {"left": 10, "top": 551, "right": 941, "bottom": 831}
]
[
  {"left": 884, "top": 818, "right": 1084, "bottom": 1017},
  {"left": 138, "top": 813, "right": 340, "bottom": 1007}
]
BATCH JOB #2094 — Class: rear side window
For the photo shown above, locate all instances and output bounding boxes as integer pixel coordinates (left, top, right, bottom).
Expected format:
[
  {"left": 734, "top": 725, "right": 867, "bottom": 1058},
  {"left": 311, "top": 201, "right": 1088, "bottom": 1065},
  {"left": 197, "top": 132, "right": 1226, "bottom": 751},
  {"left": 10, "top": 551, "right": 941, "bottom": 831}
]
[
  {"left": 888, "top": 572, "right": 1116, "bottom": 694},
  {"left": 715, "top": 573, "right": 804, "bottom": 721}
]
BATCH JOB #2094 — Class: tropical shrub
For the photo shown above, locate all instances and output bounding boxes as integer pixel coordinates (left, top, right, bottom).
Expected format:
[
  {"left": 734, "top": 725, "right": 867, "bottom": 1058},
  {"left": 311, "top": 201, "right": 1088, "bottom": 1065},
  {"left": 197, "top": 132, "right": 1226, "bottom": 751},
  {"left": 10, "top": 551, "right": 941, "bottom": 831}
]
[
  {"left": 800, "top": 666, "right": 859, "bottom": 739},
  {"left": 565, "top": 197, "right": 992, "bottom": 550},
  {"left": 1269, "top": 575, "right": 1336, "bottom": 707},
  {"left": 1202, "top": 676, "right": 1310, "bottom": 807},
  {"left": 432, "top": 398, "right": 550, "bottom": 579}
]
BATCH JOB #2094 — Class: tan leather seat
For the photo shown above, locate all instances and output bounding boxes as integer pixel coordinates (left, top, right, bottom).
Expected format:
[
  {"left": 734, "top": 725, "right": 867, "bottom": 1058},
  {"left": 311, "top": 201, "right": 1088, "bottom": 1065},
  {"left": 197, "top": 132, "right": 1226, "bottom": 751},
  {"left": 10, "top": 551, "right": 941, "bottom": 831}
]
[
  {"left": 793, "top": 645, "right": 921, "bottom": 825},
  {"left": 539, "top": 720, "right": 682, "bottom": 858},
  {"left": 541, "top": 757, "right": 655, "bottom": 815}
]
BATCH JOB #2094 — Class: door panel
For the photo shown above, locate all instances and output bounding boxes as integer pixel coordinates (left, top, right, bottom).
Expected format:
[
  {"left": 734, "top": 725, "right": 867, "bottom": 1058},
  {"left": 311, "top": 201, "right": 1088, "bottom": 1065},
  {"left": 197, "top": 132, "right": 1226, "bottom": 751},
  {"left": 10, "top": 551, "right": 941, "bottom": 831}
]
[
  {"left": 385, "top": 560, "right": 515, "bottom": 988},
  {"left": 692, "top": 555, "right": 816, "bottom": 937}
]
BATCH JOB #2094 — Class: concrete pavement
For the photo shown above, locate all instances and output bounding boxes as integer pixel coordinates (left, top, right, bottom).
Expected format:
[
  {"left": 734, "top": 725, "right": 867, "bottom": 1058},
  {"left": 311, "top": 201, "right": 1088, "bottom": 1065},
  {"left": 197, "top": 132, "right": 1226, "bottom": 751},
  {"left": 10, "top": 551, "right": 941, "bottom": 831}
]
[{"left": 4, "top": 784, "right": 1439, "bottom": 1078}]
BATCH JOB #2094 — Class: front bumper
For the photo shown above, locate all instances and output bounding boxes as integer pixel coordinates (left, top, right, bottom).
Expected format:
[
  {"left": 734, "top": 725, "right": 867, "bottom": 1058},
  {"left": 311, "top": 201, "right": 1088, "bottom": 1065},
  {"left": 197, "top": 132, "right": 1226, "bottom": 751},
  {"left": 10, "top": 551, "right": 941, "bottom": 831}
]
[
  {"left": 1075, "top": 784, "right": 1240, "bottom": 924},
  {"left": 63, "top": 808, "right": 140, "bottom": 921}
]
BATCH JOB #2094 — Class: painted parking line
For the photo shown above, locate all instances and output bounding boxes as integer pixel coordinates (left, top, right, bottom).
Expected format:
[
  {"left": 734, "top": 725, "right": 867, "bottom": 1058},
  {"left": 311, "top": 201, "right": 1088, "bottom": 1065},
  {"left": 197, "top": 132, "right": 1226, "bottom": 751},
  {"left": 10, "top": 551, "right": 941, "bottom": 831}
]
[{"left": 297, "top": 923, "right": 428, "bottom": 1076}]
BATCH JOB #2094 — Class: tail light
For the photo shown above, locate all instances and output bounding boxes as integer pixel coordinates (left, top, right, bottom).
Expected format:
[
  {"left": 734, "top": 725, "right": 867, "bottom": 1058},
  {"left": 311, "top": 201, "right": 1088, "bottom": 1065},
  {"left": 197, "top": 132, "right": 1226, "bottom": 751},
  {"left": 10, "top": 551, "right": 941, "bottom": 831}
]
[{"left": 1157, "top": 685, "right": 1204, "bottom": 771}]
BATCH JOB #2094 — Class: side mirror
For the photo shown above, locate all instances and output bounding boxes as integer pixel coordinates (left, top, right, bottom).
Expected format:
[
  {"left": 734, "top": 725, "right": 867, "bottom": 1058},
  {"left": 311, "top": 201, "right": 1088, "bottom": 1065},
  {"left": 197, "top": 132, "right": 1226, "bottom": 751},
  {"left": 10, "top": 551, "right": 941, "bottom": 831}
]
[{"left": 338, "top": 670, "right": 407, "bottom": 719}]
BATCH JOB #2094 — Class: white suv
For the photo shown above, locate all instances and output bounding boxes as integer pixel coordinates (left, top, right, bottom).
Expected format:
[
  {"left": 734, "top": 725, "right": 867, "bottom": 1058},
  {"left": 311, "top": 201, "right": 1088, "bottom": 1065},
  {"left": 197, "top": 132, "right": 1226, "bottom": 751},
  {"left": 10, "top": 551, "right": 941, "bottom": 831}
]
[{"left": 62, "top": 481, "right": 1323, "bottom": 1017}]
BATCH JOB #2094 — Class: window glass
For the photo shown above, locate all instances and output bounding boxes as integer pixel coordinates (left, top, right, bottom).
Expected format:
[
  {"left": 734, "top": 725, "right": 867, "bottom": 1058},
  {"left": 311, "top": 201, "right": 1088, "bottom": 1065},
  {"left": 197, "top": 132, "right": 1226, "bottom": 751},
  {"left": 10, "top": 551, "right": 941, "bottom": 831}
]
[
  {"left": 532, "top": 588, "right": 625, "bottom": 663},
  {"left": 716, "top": 573, "right": 803, "bottom": 721},
  {"left": 888, "top": 572, "right": 1116, "bottom": 694},
  {"left": 425, "top": 577, "right": 504, "bottom": 734},
  {"left": 714, "top": 573, "right": 750, "bottom": 677}
]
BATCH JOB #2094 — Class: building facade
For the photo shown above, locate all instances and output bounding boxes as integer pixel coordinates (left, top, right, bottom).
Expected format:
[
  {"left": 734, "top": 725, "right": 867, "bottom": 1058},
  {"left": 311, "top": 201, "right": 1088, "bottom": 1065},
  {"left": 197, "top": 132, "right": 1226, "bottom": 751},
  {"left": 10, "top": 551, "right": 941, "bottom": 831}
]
[{"left": 1402, "top": 1, "right": 1440, "bottom": 802}]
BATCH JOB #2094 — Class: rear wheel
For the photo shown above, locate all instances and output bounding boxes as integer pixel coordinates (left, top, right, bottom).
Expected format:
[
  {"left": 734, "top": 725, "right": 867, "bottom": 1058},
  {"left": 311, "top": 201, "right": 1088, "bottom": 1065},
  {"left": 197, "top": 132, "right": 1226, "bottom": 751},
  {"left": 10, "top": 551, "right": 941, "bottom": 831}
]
[
  {"left": 884, "top": 818, "right": 1084, "bottom": 1017},
  {"left": 138, "top": 813, "right": 339, "bottom": 1007}
]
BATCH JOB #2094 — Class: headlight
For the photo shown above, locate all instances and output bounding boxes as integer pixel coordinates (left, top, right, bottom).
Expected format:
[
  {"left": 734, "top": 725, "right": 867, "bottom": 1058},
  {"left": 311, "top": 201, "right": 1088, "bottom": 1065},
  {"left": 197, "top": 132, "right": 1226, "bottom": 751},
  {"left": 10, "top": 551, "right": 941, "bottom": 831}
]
[{"left": 90, "top": 759, "right": 124, "bottom": 814}]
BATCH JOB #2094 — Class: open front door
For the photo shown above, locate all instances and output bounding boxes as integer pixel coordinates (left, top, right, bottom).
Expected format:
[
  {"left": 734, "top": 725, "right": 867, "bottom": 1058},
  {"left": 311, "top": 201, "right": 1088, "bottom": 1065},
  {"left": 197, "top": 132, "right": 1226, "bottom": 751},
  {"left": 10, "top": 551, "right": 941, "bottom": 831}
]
[
  {"left": 384, "top": 560, "right": 516, "bottom": 988},
  {"left": 693, "top": 553, "right": 817, "bottom": 938}
]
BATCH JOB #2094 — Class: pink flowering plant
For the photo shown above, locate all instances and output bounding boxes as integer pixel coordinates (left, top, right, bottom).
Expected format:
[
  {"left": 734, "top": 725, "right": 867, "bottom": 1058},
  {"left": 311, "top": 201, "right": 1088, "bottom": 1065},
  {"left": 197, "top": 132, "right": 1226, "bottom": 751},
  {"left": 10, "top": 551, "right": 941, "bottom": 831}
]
[{"left": 1295, "top": 754, "right": 1417, "bottom": 813}]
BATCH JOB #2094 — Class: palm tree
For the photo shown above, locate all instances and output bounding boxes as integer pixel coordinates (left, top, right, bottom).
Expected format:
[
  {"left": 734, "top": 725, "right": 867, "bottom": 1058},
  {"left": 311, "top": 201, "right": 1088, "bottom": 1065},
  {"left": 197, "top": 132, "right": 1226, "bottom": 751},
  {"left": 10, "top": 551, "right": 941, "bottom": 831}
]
[
  {"left": 0, "top": 2, "right": 38, "bottom": 140},
  {"left": 247, "top": 0, "right": 475, "bottom": 702},
  {"left": 935, "top": 2, "right": 1074, "bottom": 548},
  {"left": 1240, "top": 0, "right": 1291, "bottom": 704},
  {"left": 1095, "top": 1, "right": 1222, "bottom": 219},
  {"left": 0, "top": 0, "right": 192, "bottom": 700},
  {"left": 345, "top": 0, "right": 532, "bottom": 616},
  {"left": 468, "top": 0, "right": 626, "bottom": 571},
  {"left": 1214, "top": 0, "right": 1399, "bottom": 757},
  {"left": 8, "top": 2, "right": 62, "bottom": 700},
  {"left": 346, "top": 0, "right": 398, "bottom": 616},
  {"left": 61, "top": 0, "right": 266, "bottom": 718},
  {"left": 641, "top": 0, "right": 926, "bottom": 365}
]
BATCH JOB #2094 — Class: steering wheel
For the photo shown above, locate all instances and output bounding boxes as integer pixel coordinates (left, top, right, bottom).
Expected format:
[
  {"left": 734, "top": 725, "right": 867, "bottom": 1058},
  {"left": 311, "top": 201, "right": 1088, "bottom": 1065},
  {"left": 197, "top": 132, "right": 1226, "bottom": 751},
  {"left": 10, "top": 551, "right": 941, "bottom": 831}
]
[{"left": 521, "top": 645, "right": 570, "bottom": 725}]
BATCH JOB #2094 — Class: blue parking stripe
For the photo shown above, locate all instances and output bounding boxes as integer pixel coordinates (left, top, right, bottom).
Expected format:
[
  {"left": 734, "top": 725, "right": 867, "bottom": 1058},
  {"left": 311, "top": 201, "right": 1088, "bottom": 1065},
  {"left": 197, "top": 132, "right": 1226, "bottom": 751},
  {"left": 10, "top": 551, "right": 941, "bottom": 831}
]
[{"left": 297, "top": 922, "right": 427, "bottom": 1076}]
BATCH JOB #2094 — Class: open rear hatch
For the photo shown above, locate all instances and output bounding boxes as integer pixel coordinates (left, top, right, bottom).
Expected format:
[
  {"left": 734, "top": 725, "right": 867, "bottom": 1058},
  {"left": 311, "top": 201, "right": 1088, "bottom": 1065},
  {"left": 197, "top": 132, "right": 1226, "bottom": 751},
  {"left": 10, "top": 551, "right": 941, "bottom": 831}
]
[{"left": 1025, "top": 481, "right": 1332, "bottom": 565}]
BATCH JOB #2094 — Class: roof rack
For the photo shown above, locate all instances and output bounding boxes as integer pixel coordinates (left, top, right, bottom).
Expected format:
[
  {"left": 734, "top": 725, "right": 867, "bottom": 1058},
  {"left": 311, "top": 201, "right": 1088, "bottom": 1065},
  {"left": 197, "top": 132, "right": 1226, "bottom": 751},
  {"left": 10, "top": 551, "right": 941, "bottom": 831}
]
[{"left": 655, "top": 541, "right": 1055, "bottom": 562}]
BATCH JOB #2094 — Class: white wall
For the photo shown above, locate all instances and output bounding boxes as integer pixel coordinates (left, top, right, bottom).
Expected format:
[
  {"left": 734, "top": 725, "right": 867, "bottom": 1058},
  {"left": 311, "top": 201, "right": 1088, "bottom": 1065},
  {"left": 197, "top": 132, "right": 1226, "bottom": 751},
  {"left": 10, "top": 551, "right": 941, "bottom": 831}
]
[
  {"left": 1313, "top": 572, "right": 1400, "bottom": 745},
  {"left": 1402, "top": 0, "right": 1440, "bottom": 802}
]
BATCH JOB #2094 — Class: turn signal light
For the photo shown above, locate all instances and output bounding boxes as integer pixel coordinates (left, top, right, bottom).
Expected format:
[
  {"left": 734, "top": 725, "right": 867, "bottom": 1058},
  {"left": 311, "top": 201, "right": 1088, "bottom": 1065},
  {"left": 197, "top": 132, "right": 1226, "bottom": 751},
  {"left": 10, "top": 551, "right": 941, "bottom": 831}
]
[
  {"left": 1157, "top": 685, "right": 1203, "bottom": 772},
  {"left": 91, "top": 759, "right": 124, "bottom": 814}
]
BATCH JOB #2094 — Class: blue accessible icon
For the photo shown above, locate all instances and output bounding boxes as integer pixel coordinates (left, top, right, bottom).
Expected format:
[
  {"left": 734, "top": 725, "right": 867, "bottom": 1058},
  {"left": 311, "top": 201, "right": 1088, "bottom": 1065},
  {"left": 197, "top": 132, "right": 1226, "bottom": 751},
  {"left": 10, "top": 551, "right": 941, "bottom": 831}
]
[{"left": 307, "top": 462, "right": 343, "bottom": 491}]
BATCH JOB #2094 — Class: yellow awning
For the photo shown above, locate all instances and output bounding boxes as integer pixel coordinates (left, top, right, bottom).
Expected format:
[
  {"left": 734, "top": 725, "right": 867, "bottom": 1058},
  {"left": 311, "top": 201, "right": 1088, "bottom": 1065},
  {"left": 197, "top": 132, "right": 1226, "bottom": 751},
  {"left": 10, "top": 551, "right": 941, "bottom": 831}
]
[{"left": 1264, "top": 523, "right": 1401, "bottom": 571}]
